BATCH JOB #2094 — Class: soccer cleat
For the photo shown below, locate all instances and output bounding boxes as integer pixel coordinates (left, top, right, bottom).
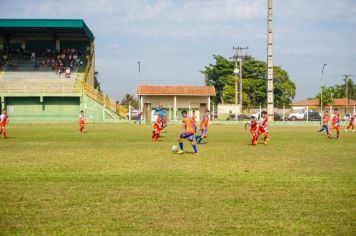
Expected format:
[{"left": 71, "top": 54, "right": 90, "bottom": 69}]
[
  {"left": 177, "top": 150, "right": 184, "bottom": 154},
  {"left": 193, "top": 153, "right": 198, "bottom": 156},
  {"left": 264, "top": 141, "right": 267, "bottom": 145},
  {"left": 345, "top": 129, "right": 348, "bottom": 132},
  {"left": 352, "top": 130, "right": 355, "bottom": 132}
]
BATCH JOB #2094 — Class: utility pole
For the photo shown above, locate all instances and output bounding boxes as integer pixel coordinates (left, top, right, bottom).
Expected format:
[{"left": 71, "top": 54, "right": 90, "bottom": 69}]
[
  {"left": 320, "top": 64, "right": 327, "bottom": 117},
  {"left": 232, "top": 46, "right": 248, "bottom": 116},
  {"left": 343, "top": 74, "right": 352, "bottom": 112},
  {"left": 138, "top": 61, "right": 141, "bottom": 112},
  {"left": 267, "top": 0, "right": 274, "bottom": 121}
]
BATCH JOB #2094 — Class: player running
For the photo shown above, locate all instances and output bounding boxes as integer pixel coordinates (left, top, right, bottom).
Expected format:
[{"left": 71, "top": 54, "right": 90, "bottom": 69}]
[
  {"left": 177, "top": 110, "right": 198, "bottom": 155},
  {"left": 0, "top": 109, "right": 9, "bottom": 139},
  {"left": 330, "top": 108, "right": 340, "bottom": 139},
  {"left": 79, "top": 111, "right": 85, "bottom": 133},
  {"left": 318, "top": 111, "right": 330, "bottom": 138},
  {"left": 196, "top": 110, "right": 209, "bottom": 144},
  {"left": 245, "top": 116, "right": 257, "bottom": 145},
  {"left": 152, "top": 110, "right": 162, "bottom": 142},
  {"left": 345, "top": 112, "right": 355, "bottom": 132},
  {"left": 255, "top": 111, "right": 269, "bottom": 144}
]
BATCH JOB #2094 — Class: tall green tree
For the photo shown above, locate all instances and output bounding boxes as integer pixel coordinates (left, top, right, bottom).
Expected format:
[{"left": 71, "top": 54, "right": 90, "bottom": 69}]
[
  {"left": 203, "top": 55, "right": 234, "bottom": 104},
  {"left": 202, "top": 55, "right": 296, "bottom": 107},
  {"left": 315, "top": 78, "right": 356, "bottom": 102}
]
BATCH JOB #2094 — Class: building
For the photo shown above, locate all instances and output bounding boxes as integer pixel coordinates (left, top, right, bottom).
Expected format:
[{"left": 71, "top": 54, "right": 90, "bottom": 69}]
[
  {"left": 0, "top": 19, "right": 127, "bottom": 122},
  {"left": 292, "top": 98, "right": 356, "bottom": 113},
  {"left": 136, "top": 85, "right": 216, "bottom": 122}
]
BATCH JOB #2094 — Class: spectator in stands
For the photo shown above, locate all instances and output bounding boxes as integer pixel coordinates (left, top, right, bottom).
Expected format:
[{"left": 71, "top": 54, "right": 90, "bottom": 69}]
[
  {"left": 31, "top": 51, "right": 36, "bottom": 61},
  {"left": 65, "top": 68, "right": 71, "bottom": 78}
]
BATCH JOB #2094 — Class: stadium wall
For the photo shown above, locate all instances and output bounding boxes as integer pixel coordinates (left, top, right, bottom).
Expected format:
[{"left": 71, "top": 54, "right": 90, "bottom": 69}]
[
  {"left": 0, "top": 94, "right": 120, "bottom": 123},
  {"left": 4, "top": 96, "right": 80, "bottom": 122}
]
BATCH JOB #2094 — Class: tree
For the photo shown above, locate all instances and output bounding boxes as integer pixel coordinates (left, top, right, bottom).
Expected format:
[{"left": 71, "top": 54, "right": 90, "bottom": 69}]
[
  {"left": 203, "top": 55, "right": 234, "bottom": 104},
  {"left": 315, "top": 78, "right": 356, "bottom": 103},
  {"left": 120, "top": 94, "right": 139, "bottom": 109},
  {"left": 94, "top": 71, "right": 101, "bottom": 91},
  {"left": 202, "top": 55, "right": 296, "bottom": 108},
  {"left": 316, "top": 86, "right": 335, "bottom": 106}
]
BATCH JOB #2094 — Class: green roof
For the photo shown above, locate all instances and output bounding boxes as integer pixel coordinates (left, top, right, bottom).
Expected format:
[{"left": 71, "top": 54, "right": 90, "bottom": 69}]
[{"left": 0, "top": 19, "right": 94, "bottom": 41}]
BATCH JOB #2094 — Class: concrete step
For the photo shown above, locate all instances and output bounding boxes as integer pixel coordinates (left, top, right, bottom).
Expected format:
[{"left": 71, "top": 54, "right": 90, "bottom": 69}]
[{"left": 3, "top": 71, "right": 78, "bottom": 80}]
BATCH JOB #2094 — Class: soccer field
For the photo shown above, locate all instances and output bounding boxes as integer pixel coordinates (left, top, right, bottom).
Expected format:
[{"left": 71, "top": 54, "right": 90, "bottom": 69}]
[{"left": 0, "top": 123, "right": 355, "bottom": 235}]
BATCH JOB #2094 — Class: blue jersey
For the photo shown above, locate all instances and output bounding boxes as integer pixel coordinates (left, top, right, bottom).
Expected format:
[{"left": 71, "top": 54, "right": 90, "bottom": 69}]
[{"left": 155, "top": 108, "right": 164, "bottom": 118}]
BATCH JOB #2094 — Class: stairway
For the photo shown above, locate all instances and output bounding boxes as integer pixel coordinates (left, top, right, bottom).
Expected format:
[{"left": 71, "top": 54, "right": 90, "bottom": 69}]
[{"left": 82, "top": 82, "right": 128, "bottom": 119}]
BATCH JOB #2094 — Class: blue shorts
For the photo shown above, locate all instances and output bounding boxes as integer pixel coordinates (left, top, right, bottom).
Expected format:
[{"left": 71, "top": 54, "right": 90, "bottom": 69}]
[
  {"left": 180, "top": 132, "right": 194, "bottom": 141},
  {"left": 201, "top": 129, "right": 208, "bottom": 135}
]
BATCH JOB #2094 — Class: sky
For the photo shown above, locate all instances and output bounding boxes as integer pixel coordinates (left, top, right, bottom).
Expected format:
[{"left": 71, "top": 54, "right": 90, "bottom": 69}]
[{"left": 1, "top": 0, "right": 356, "bottom": 101}]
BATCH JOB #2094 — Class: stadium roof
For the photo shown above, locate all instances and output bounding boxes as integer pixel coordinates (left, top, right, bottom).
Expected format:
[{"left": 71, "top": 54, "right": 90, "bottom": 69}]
[
  {"left": 0, "top": 19, "right": 94, "bottom": 41},
  {"left": 137, "top": 85, "right": 216, "bottom": 96}
]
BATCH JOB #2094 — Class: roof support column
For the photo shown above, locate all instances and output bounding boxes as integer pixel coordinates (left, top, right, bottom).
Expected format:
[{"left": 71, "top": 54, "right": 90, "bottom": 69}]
[
  {"left": 140, "top": 96, "right": 144, "bottom": 113},
  {"left": 174, "top": 96, "right": 177, "bottom": 120},
  {"left": 55, "top": 39, "right": 60, "bottom": 52},
  {"left": 208, "top": 97, "right": 211, "bottom": 121},
  {"left": 1, "top": 96, "right": 5, "bottom": 110}
]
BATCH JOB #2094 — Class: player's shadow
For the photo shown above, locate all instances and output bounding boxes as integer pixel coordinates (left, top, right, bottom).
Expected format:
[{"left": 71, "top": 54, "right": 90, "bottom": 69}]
[{"left": 184, "top": 151, "right": 196, "bottom": 154}]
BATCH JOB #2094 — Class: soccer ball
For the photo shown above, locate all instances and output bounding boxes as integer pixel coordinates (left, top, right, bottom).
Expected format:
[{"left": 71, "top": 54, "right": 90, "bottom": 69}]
[{"left": 171, "top": 145, "right": 178, "bottom": 153}]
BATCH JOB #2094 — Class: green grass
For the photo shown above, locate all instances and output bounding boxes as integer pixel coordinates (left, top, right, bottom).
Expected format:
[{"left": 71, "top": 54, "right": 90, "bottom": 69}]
[{"left": 0, "top": 123, "right": 355, "bottom": 235}]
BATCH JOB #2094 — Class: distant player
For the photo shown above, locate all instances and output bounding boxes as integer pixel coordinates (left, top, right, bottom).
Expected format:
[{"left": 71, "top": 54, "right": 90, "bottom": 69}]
[
  {"left": 0, "top": 109, "right": 9, "bottom": 139},
  {"left": 330, "top": 108, "right": 340, "bottom": 139},
  {"left": 134, "top": 112, "right": 142, "bottom": 125},
  {"left": 162, "top": 111, "right": 167, "bottom": 129},
  {"left": 255, "top": 111, "right": 269, "bottom": 144},
  {"left": 177, "top": 110, "right": 198, "bottom": 155},
  {"left": 152, "top": 110, "right": 161, "bottom": 142},
  {"left": 345, "top": 112, "right": 355, "bottom": 132},
  {"left": 79, "top": 111, "right": 85, "bottom": 133},
  {"left": 245, "top": 116, "right": 257, "bottom": 145},
  {"left": 196, "top": 110, "right": 209, "bottom": 144},
  {"left": 318, "top": 111, "right": 330, "bottom": 138},
  {"left": 191, "top": 110, "right": 197, "bottom": 132}
]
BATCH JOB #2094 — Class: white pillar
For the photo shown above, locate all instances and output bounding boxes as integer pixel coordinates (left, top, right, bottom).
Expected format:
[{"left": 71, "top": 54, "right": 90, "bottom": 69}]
[
  {"left": 306, "top": 105, "right": 309, "bottom": 122},
  {"left": 208, "top": 97, "right": 211, "bottom": 121},
  {"left": 140, "top": 96, "right": 144, "bottom": 112},
  {"left": 212, "top": 103, "right": 215, "bottom": 121},
  {"left": 140, "top": 96, "right": 144, "bottom": 123},
  {"left": 174, "top": 96, "right": 177, "bottom": 120},
  {"left": 236, "top": 104, "right": 238, "bottom": 121},
  {"left": 283, "top": 104, "right": 285, "bottom": 122},
  {"left": 103, "top": 104, "right": 105, "bottom": 122}
]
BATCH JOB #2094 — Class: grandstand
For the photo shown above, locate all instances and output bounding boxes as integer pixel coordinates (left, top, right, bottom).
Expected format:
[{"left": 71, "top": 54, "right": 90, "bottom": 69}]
[{"left": 0, "top": 19, "right": 127, "bottom": 122}]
